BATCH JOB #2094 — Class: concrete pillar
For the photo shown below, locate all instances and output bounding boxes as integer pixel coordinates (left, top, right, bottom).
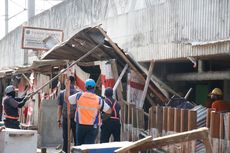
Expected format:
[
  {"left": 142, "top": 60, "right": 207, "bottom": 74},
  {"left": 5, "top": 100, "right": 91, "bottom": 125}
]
[
  {"left": 224, "top": 80, "right": 230, "bottom": 101},
  {"left": 198, "top": 60, "right": 203, "bottom": 73},
  {"left": 5, "top": 0, "right": 8, "bottom": 34}
]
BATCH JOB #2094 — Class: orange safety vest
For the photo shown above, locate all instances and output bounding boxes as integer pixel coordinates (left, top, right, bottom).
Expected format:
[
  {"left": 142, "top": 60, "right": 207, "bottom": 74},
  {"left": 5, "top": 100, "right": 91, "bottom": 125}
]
[
  {"left": 211, "top": 100, "right": 230, "bottom": 112},
  {"left": 77, "top": 92, "right": 100, "bottom": 125}
]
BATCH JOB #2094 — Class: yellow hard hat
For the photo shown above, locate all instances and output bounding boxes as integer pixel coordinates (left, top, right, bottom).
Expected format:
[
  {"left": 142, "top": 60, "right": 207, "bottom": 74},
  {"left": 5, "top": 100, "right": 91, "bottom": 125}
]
[{"left": 211, "top": 88, "right": 223, "bottom": 96}]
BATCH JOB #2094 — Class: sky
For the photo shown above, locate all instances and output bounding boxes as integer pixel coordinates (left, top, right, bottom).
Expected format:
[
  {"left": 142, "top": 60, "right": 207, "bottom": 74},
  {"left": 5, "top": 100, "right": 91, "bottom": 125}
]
[{"left": 0, "top": 0, "right": 62, "bottom": 40}]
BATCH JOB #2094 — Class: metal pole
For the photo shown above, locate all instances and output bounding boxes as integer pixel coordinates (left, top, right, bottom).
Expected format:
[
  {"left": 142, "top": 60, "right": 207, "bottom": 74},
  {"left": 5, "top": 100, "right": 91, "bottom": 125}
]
[
  {"left": 5, "top": 0, "right": 8, "bottom": 34},
  {"left": 28, "top": 0, "right": 35, "bottom": 20}
]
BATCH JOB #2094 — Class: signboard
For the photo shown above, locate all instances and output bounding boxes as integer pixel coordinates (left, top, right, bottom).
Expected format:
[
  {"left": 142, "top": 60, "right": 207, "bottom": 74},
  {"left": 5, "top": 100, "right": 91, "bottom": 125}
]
[{"left": 22, "top": 26, "right": 64, "bottom": 50}]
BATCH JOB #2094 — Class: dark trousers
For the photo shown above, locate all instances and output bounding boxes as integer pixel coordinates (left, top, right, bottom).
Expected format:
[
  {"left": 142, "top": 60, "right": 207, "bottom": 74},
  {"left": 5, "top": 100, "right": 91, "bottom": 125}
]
[
  {"left": 100, "top": 119, "right": 121, "bottom": 143},
  {"left": 4, "top": 118, "right": 20, "bottom": 129},
  {"left": 78, "top": 124, "right": 98, "bottom": 145},
  {"left": 62, "top": 117, "right": 76, "bottom": 153}
]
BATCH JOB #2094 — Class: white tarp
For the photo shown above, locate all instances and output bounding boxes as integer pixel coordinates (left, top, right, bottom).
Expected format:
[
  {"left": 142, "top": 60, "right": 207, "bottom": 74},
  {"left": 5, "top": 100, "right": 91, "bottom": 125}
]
[{"left": 127, "top": 70, "right": 144, "bottom": 108}]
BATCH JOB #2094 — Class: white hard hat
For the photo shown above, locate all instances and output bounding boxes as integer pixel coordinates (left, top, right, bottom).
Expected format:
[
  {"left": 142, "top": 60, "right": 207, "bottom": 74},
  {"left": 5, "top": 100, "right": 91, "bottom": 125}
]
[{"left": 5, "top": 85, "right": 15, "bottom": 94}]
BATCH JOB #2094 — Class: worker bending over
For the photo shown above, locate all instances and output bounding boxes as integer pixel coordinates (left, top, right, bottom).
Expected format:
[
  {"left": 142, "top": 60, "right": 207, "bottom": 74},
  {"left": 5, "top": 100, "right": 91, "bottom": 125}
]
[
  {"left": 65, "top": 79, "right": 111, "bottom": 145},
  {"left": 3, "top": 85, "right": 29, "bottom": 129},
  {"left": 211, "top": 88, "right": 230, "bottom": 113},
  {"left": 100, "top": 87, "right": 121, "bottom": 143}
]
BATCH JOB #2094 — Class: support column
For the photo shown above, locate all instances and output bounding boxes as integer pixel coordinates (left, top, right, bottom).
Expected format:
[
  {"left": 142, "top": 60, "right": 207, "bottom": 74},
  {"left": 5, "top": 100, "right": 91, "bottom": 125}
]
[
  {"left": 5, "top": 0, "right": 8, "bottom": 35},
  {"left": 224, "top": 80, "right": 230, "bottom": 101}
]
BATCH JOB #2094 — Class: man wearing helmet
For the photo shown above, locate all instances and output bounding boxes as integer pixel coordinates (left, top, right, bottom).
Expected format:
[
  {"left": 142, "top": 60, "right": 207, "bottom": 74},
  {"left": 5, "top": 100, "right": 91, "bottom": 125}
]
[
  {"left": 100, "top": 87, "right": 121, "bottom": 143},
  {"left": 3, "top": 85, "right": 30, "bottom": 129},
  {"left": 65, "top": 79, "right": 111, "bottom": 145},
  {"left": 211, "top": 88, "right": 230, "bottom": 112}
]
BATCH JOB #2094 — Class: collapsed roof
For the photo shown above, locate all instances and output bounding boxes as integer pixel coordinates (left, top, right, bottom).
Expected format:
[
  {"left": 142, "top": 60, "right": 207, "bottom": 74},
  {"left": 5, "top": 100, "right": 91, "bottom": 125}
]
[{"left": 42, "top": 26, "right": 174, "bottom": 103}]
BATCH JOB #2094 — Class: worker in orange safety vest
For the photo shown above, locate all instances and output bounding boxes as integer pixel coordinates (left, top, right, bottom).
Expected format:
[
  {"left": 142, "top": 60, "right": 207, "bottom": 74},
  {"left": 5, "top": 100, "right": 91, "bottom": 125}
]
[
  {"left": 211, "top": 88, "right": 230, "bottom": 113},
  {"left": 65, "top": 79, "right": 111, "bottom": 145}
]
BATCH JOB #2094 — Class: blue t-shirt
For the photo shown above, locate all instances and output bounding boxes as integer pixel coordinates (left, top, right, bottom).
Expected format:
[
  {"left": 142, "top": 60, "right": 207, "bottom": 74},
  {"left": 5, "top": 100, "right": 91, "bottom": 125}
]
[{"left": 58, "top": 85, "right": 78, "bottom": 118}]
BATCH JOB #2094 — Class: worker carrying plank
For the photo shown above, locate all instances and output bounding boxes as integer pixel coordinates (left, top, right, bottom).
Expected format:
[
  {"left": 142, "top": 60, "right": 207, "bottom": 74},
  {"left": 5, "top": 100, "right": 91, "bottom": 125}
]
[
  {"left": 3, "top": 85, "right": 30, "bottom": 129},
  {"left": 100, "top": 87, "right": 121, "bottom": 143},
  {"left": 57, "top": 76, "right": 78, "bottom": 153},
  {"left": 211, "top": 88, "right": 230, "bottom": 112},
  {"left": 65, "top": 79, "right": 111, "bottom": 145}
]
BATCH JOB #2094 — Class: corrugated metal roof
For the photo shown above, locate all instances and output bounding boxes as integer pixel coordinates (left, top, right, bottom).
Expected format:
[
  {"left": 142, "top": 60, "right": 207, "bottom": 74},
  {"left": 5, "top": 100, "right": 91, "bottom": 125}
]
[{"left": 41, "top": 26, "right": 170, "bottom": 103}]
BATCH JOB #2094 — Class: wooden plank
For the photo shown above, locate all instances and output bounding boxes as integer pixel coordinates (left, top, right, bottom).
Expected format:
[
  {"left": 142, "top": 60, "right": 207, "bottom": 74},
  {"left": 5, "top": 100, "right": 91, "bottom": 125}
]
[
  {"left": 148, "top": 107, "right": 152, "bottom": 135},
  {"left": 167, "top": 107, "right": 174, "bottom": 132},
  {"left": 228, "top": 113, "right": 230, "bottom": 140},
  {"left": 162, "top": 107, "right": 168, "bottom": 135},
  {"left": 210, "top": 111, "right": 220, "bottom": 138},
  {"left": 128, "top": 127, "right": 212, "bottom": 153},
  {"left": 140, "top": 60, "right": 154, "bottom": 107},
  {"left": 206, "top": 108, "right": 212, "bottom": 128},
  {"left": 219, "top": 113, "right": 224, "bottom": 153},
  {"left": 174, "top": 108, "right": 181, "bottom": 133},
  {"left": 219, "top": 113, "right": 224, "bottom": 139},
  {"left": 188, "top": 110, "right": 197, "bottom": 153},
  {"left": 180, "top": 109, "right": 188, "bottom": 153},
  {"left": 114, "top": 136, "right": 153, "bottom": 153},
  {"left": 111, "top": 61, "right": 128, "bottom": 102},
  {"left": 151, "top": 106, "right": 157, "bottom": 128},
  {"left": 156, "top": 106, "right": 163, "bottom": 137},
  {"left": 188, "top": 110, "right": 197, "bottom": 130},
  {"left": 181, "top": 109, "right": 188, "bottom": 132}
]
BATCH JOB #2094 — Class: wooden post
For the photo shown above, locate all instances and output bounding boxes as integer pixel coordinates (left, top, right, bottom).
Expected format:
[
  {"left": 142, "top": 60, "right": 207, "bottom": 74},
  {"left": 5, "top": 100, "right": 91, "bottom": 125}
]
[
  {"left": 174, "top": 108, "right": 181, "bottom": 133},
  {"left": 167, "top": 107, "right": 175, "bottom": 132},
  {"left": 227, "top": 113, "right": 230, "bottom": 151},
  {"left": 219, "top": 113, "right": 224, "bottom": 153},
  {"left": 156, "top": 106, "right": 163, "bottom": 137},
  {"left": 188, "top": 110, "right": 197, "bottom": 153},
  {"left": 180, "top": 109, "right": 188, "bottom": 132},
  {"left": 180, "top": 109, "right": 188, "bottom": 153},
  {"left": 167, "top": 107, "right": 175, "bottom": 152},
  {"left": 210, "top": 111, "right": 220, "bottom": 153},
  {"left": 162, "top": 107, "right": 168, "bottom": 136},
  {"left": 140, "top": 60, "right": 154, "bottom": 107},
  {"left": 188, "top": 110, "right": 197, "bottom": 130},
  {"left": 150, "top": 106, "right": 157, "bottom": 138}
]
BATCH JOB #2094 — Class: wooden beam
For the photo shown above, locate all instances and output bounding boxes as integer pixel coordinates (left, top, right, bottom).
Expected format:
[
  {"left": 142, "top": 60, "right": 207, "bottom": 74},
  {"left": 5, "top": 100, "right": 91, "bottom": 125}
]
[
  {"left": 126, "top": 127, "right": 212, "bottom": 153},
  {"left": 97, "top": 26, "right": 167, "bottom": 102},
  {"left": 112, "top": 63, "right": 128, "bottom": 101},
  {"left": 114, "top": 136, "right": 153, "bottom": 153},
  {"left": 139, "top": 60, "right": 154, "bottom": 107}
]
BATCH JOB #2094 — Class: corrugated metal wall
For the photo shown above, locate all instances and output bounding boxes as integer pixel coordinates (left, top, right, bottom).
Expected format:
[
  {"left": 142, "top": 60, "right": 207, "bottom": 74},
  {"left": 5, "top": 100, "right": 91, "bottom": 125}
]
[{"left": 0, "top": 0, "right": 229, "bottom": 69}]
